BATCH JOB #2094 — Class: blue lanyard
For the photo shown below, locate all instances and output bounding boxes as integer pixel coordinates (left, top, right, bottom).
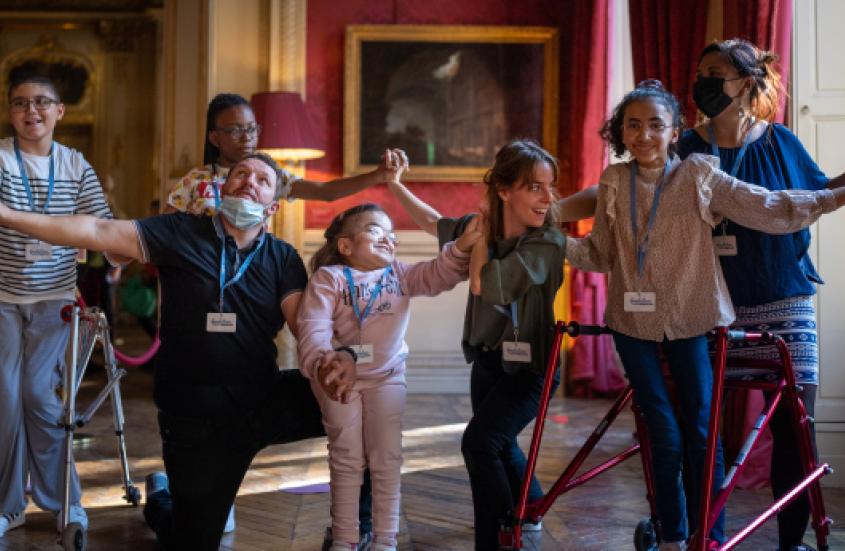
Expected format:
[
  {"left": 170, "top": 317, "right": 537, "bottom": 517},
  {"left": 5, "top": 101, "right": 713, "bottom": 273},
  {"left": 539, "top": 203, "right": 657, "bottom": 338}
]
[
  {"left": 509, "top": 301, "right": 520, "bottom": 340},
  {"left": 706, "top": 124, "right": 753, "bottom": 177},
  {"left": 343, "top": 265, "right": 392, "bottom": 326},
  {"left": 14, "top": 138, "right": 54, "bottom": 213},
  {"left": 629, "top": 160, "right": 670, "bottom": 277},
  {"left": 217, "top": 231, "right": 265, "bottom": 311},
  {"left": 211, "top": 164, "right": 223, "bottom": 209}
]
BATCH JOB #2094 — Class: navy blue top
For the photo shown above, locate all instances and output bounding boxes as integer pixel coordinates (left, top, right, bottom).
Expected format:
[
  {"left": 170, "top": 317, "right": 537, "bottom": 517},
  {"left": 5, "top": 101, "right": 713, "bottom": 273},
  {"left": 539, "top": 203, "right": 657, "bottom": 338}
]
[
  {"left": 135, "top": 213, "right": 307, "bottom": 419},
  {"left": 678, "top": 124, "right": 829, "bottom": 307}
]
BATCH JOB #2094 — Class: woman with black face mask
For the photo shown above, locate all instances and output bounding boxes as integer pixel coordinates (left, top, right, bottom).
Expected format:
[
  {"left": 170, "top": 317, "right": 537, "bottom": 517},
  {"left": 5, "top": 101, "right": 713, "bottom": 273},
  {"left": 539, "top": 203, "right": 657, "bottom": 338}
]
[{"left": 678, "top": 39, "right": 845, "bottom": 551}]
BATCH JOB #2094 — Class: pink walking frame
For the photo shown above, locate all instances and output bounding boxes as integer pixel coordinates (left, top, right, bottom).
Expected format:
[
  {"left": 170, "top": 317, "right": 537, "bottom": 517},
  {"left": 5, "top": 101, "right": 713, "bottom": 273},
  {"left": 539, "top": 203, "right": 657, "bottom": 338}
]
[{"left": 498, "top": 322, "right": 833, "bottom": 551}]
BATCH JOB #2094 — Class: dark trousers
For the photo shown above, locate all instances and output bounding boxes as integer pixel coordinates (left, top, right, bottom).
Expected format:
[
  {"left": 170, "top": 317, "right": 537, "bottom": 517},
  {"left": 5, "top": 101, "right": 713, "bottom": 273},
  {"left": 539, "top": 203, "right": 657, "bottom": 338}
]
[
  {"left": 461, "top": 349, "right": 557, "bottom": 550},
  {"left": 771, "top": 384, "right": 818, "bottom": 549},
  {"left": 143, "top": 369, "right": 327, "bottom": 550},
  {"left": 612, "top": 332, "right": 726, "bottom": 545}
]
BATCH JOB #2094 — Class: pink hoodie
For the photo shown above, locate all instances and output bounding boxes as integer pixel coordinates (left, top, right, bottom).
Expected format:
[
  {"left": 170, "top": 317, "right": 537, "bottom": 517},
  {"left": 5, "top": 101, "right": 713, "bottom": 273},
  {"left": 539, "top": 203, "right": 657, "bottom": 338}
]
[{"left": 297, "top": 241, "right": 469, "bottom": 381}]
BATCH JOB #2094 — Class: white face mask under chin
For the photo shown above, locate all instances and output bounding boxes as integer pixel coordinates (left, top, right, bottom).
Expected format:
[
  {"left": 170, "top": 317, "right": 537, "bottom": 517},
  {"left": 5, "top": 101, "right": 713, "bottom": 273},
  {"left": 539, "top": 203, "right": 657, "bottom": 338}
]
[{"left": 219, "top": 196, "right": 267, "bottom": 229}]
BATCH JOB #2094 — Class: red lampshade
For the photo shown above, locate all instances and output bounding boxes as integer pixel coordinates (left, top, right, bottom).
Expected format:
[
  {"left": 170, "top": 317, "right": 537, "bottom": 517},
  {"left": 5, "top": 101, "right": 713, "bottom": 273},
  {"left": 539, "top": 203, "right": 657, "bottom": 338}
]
[{"left": 250, "top": 91, "right": 325, "bottom": 161}]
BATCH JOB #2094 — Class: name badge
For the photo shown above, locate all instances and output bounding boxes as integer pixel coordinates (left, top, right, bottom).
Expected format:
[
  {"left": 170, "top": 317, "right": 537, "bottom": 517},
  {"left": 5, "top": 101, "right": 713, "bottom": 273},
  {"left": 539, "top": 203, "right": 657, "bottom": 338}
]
[
  {"left": 25, "top": 242, "right": 52, "bottom": 261},
  {"left": 206, "top": 312, "right": 237, "bottom": 333},
  {"left": 713, "top": 235, "right": 738, "bottom": 256},
  {"left": 502, "top": 341, "right": 531, "bottom": 363},
  {"left": 351, "top": 344, "right": 374, "bottom": 364},
  {"left": 624, "top": 291, "right": 656, "bottom": 312}
]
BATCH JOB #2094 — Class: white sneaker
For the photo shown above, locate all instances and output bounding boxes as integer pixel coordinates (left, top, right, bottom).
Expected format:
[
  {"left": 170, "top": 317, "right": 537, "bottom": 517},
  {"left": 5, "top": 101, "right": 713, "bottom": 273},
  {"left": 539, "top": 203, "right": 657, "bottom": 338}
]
[
  {"left": 0, "top": 512, "right": 25, "bottom": 537},
  {"left": 224, "top": 504, "right": 235, "bottom": 533},
  {"left": 68, "top": 504, "right": 88, "bottom": 531}
]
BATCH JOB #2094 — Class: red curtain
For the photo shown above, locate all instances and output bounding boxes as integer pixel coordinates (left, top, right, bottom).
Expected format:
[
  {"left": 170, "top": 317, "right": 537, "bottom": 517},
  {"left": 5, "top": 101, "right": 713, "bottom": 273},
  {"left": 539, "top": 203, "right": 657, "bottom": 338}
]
[
  {"left": 628, "top": 0, "right": 710, "bottom": 125},
  {"left": 563, "top": 0, "right": 625, "bottom": 396},
  {"left": 720, "top": 0, "right": 795, "bottom": 489},
  {"left": 723, "top": 0, "right": 793, "bottom": 122}
]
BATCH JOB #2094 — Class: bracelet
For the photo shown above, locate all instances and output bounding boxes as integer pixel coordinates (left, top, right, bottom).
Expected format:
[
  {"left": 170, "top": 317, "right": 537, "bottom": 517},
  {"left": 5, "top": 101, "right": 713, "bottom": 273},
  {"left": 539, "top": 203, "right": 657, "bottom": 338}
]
[{"left": 334, "top": 346, "right": 358, "bottom": 363}]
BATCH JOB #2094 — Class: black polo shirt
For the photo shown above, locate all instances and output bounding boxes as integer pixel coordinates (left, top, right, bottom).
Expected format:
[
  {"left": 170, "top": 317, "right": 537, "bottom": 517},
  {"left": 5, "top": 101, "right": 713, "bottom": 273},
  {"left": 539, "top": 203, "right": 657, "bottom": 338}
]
[{"left": 135, "top": 212, "right": 307, "bottom": 419}]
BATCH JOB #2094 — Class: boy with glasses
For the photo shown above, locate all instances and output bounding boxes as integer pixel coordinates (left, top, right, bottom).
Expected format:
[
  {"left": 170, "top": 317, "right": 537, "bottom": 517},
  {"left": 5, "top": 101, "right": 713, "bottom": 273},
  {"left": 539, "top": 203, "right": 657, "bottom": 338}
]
[{"left": 0, "top": 74, "right": 112, "bottom": 537}]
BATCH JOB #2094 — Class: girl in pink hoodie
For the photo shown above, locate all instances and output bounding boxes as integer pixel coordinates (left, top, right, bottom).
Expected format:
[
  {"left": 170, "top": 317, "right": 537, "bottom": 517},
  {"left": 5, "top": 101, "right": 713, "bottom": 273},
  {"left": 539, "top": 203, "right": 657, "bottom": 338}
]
[{"left": 297, "top": 203, "right": 481, "bottom": 551}]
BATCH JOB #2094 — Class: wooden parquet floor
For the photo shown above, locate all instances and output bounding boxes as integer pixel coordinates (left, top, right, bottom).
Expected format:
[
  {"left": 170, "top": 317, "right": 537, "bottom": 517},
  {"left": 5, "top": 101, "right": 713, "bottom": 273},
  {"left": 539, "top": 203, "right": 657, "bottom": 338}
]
[{"left": 2, "top": 333, "right": 844, "bottom": 550}]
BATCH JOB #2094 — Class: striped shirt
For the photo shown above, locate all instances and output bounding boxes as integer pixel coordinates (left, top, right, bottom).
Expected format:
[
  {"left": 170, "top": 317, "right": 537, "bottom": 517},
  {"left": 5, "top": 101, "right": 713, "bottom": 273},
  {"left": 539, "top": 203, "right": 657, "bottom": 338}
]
[{"left": 0, "top": 137, "right": 111, "bottom": 304}]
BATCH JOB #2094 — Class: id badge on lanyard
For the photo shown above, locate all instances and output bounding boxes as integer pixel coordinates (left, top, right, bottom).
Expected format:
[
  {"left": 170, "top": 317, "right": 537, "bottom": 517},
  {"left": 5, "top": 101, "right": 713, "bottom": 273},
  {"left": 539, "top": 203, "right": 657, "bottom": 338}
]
[
  {"left": 344, "top": 265, "right": 392, "bottom": 364},
  {"left": 15, "top": 139, "right": 55, "bottom": 262},
  {"left": 502, "top": 302, "right": 531, "bottom": 363},
  {"left": 207, "top": 229, "right": 265, "bottom": 333},
  {"left": 624, "top": 161, "right": 667, "bottom": 313},
  {"left": 708, "top": 124, "right": 752, "bottom": 257},
  {"left": 713, "top": 222, "right": 738, "bottom": 256}
]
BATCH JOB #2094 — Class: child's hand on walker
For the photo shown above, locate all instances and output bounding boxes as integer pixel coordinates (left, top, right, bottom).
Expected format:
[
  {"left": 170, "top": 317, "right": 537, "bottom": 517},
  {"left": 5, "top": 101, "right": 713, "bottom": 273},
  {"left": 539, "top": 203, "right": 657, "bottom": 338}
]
[
  {"left": 455, "top": 215, "right": 483, "bottom": 253},
  {"left": 317, "top": 350, "right": 357, "bottom": 403}
]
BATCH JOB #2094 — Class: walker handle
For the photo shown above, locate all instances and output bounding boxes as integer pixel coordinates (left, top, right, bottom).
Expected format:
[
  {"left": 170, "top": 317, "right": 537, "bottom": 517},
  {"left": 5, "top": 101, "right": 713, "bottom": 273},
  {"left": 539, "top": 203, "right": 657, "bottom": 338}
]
[{"left": 560, "top": 321, "right": 610, "bottom": 337}]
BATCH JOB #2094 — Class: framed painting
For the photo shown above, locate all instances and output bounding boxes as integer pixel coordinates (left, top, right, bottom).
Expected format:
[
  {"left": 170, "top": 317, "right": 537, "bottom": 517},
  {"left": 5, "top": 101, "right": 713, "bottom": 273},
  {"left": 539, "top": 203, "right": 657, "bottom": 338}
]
[{"left": 344, "top": 25, "right": 559, "bottom": 182}]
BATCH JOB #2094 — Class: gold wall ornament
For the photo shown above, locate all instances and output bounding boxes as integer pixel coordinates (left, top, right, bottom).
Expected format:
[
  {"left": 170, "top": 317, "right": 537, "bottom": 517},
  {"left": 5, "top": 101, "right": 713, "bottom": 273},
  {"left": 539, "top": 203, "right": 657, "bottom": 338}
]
[{"left": 0, "top": 33, "right": 97, "bottom": 123}]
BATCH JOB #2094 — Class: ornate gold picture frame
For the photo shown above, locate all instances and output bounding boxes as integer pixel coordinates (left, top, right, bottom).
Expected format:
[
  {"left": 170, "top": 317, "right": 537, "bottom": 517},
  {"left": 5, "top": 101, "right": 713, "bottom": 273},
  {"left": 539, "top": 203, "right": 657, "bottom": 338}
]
[{"left": 344, "top": 25, "right": 559, "bottom": 182}]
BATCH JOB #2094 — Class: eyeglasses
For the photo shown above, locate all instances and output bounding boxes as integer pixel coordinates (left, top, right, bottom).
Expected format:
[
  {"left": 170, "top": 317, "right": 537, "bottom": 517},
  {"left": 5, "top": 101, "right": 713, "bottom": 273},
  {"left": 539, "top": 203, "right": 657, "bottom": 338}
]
[
  {"left": 361, "top": 225, "right": 398, "bottom": 244},
  {"left": 624, "top": 121, "right": 670, "bottom": 133},
  {"left": 9, "top": 96, "right": 60, "bottom": 112},
  {"left": 216, "top": 124, "right": 261, "bottom": 140}
]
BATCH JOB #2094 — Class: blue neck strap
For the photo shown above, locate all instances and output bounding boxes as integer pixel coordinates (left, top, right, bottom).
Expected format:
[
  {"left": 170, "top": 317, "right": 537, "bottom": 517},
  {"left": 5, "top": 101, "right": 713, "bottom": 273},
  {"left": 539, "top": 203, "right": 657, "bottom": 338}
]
[
  {"left": 211, "top": 164, "right": 223, "bottom": 209},
  {"left": 14, "top": 138, "right": 54, "bottom": 214},
  {"left": 343, "top": 265, "right": 392, "bottom": 326},
  {"left": 706, "top": 124, "right": 753, "bottom": 177},
  {"left": 217, "top": 229, "right": 265, "bottom": 312},
  {"left": 629, "top": 160, "right": 670, "bottom": 277}
]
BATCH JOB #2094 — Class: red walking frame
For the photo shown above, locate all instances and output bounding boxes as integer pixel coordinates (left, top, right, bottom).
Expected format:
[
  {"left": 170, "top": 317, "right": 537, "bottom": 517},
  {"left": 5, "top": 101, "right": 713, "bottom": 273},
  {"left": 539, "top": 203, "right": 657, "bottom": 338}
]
[{"left": 499, "top": 322, "right": 833, "bottom": 551}]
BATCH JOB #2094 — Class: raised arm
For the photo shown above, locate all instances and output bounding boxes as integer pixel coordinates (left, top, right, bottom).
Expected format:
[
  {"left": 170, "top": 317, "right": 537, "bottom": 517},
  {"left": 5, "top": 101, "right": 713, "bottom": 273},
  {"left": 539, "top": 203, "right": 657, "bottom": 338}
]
[
  {"left": 828, "top": 170, "right": 845, "bottom": 191},
  {"left": 709, "top": 171, "right": 845, "bottom": 234},
  {"left": 565, "top": 176, "right": 617, "bottom": 274},
  {"left": 0, "top": 202, "right": 143, "bottom": 261},
  {"left": 557, "top": 184, "right": 598, "bottom": 222},
  {"left": 387, "top": 180, "right": 441, "bottom": 236},
  {"left": 289, "top": 148, "right": 408, "bottom": 202},
  {"left": 401, "top": 217, "right": 480, "bottom": 296}
]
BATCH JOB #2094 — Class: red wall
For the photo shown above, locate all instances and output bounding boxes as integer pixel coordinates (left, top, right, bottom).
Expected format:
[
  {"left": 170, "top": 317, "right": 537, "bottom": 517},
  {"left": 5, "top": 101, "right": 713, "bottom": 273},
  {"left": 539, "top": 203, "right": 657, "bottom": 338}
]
[{"left": 304, "top": 0, "right": 605, "bottom": 229}]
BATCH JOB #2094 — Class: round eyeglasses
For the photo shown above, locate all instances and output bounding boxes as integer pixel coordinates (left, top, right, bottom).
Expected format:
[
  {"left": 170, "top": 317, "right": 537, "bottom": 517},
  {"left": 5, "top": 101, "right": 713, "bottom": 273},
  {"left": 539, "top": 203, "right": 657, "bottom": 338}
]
[
  {"left": 9, "top": 96, "right": 59, "bottom": 112},
  {"left": 216, "top": 124, "right": 262, "bottom": 140}
]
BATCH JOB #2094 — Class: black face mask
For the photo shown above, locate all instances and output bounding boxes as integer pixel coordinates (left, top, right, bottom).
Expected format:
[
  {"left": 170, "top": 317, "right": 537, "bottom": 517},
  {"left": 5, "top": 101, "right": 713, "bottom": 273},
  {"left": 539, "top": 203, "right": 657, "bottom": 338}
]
[{"left": 692, "top": 76, "right": 735, "bottom": 118}]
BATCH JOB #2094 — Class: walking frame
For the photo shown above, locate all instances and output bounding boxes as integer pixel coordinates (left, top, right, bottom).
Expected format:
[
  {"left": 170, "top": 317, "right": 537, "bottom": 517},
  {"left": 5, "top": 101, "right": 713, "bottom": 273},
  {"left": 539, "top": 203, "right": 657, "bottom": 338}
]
[
  {"left": 57, "top": 304, "right": 140, "bottom": 551},
  {"left": 499, "top": 322, "right": 833, "bottom": 551}
]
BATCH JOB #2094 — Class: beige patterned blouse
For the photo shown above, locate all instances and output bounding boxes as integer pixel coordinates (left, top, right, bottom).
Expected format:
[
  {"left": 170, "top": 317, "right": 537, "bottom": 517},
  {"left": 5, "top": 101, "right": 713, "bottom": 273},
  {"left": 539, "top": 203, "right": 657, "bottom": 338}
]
[{"left": 566, "top": 154, "right": 836, "bottom": 342}]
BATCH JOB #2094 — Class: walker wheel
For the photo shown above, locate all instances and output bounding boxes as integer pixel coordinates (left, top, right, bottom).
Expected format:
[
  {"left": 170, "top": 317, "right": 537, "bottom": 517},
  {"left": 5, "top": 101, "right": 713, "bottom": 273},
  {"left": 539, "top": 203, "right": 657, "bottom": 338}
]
[
  {"left": 61, "top": 522, "right": 86, "bottom": 551},
  {"left": 634, "top": 518, "right": 657, "bottom": 551},
  {"left": 126, "top": 484, "right": 141, "bottom": 506}
]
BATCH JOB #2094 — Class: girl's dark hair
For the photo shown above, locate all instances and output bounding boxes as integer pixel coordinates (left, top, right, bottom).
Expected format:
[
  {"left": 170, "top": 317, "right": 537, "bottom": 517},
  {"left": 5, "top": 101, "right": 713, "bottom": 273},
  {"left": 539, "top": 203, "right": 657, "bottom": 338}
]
[
  {"left": 600, "top": 79, "right": 685, "bottom": 158},
  {"left": 309, "top": 203, "right": 388, "bottom": 273},
  {"left": 482, "top": 139, "right": 560, "bottom": 241},
  {"left": 699, "top": 39, "right": 783, "bottom": 122},
  {"left": 7, "top": 74, "right": 60, "bottom": 101},
  {"left": 203, "top": 93, "right": 251, "bottom": 165}
]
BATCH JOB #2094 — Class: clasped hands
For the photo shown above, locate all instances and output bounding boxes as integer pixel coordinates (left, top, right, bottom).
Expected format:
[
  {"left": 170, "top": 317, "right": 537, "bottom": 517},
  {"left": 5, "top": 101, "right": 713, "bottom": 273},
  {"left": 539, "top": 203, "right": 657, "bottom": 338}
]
[{"left": 316, "top": 349, "right": 357, "bottom": 403}]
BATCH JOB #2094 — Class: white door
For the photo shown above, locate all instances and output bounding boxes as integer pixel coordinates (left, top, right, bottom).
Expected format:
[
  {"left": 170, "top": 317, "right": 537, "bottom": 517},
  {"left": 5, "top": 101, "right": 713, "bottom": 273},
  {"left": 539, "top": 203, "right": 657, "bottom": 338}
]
[{"left": 793, "top": 0, "right": 845, "bottom": 486}]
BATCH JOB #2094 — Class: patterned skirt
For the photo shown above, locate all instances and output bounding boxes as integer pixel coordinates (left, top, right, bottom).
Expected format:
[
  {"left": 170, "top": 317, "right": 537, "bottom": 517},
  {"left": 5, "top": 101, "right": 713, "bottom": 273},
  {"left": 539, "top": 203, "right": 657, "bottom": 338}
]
[{"left": 723, "top": 295, "right": 819, "bottom": 385}]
